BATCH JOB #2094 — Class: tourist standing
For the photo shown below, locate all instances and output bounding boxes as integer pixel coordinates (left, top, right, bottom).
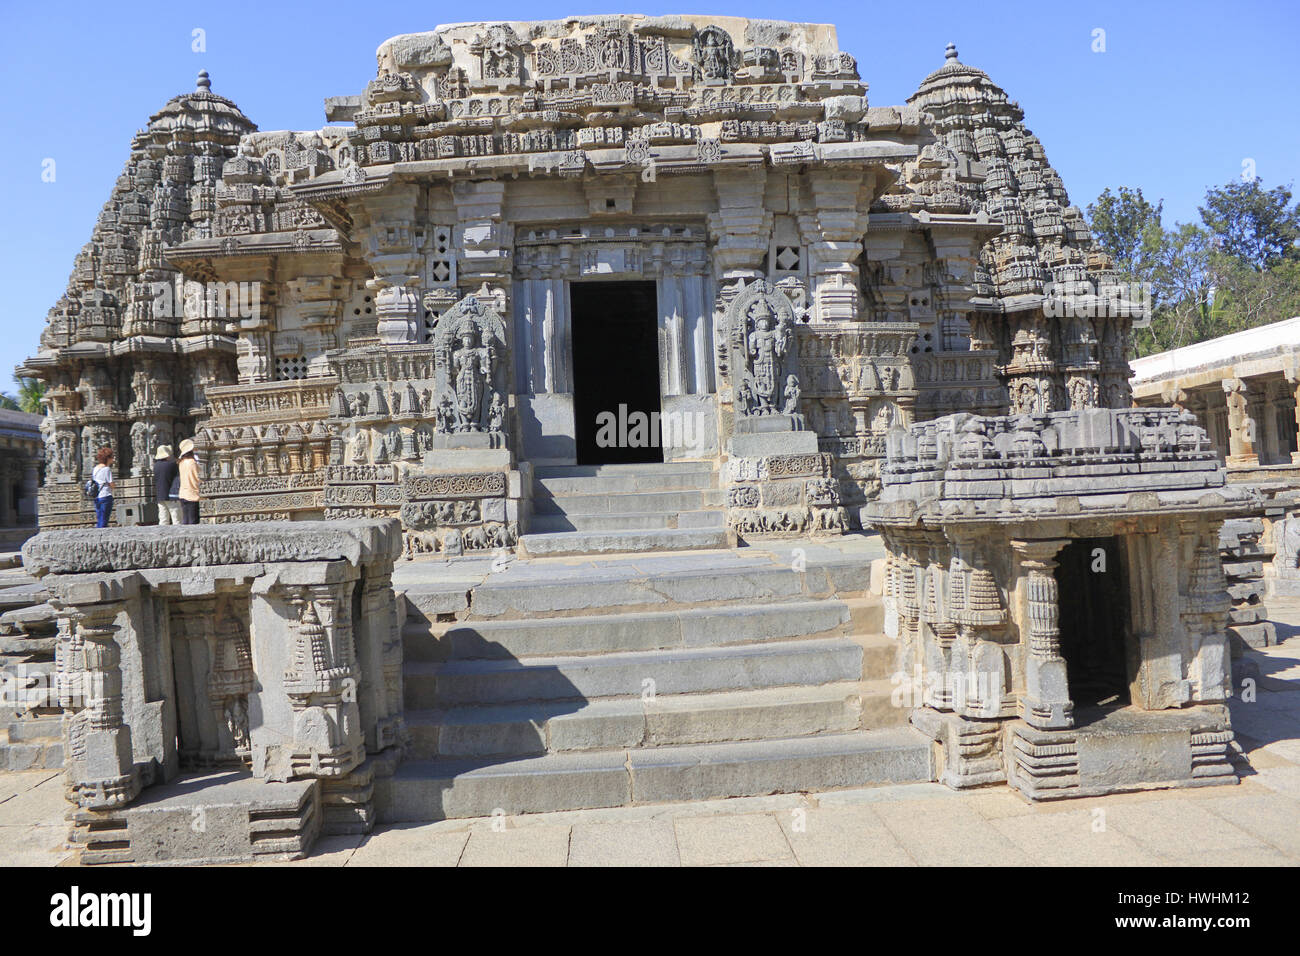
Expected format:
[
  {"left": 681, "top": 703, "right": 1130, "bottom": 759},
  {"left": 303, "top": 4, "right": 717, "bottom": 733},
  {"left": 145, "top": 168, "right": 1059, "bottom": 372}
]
[
  {"left": 93, "top": 447, "right": 114, "bottom": 528},
  {"left": 178, "top": 438, "right": 202, "bottom": 525},
  {"left": 153, "top": 445, "right": 181, "bottom": 526}
]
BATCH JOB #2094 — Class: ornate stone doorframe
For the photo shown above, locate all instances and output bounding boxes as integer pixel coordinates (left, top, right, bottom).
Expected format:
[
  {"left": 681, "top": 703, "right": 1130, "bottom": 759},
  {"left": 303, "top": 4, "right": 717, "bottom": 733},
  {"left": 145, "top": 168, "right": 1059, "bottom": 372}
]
[{"left": 513, "top": 224, "right": 717, "bottom": 464}]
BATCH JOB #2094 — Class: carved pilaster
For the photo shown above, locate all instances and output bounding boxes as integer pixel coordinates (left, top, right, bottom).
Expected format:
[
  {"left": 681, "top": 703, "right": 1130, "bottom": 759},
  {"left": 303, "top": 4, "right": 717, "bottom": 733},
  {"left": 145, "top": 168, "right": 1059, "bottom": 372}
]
[
  {"left": 1012, "top": 538, "right": 1072, "bottom": 729},
  {"left": 1222, "top": 378, "right": 1259, "bottom": 467},
  {"left": 60, "top": 602, "right": 141, "bottom": 810}
]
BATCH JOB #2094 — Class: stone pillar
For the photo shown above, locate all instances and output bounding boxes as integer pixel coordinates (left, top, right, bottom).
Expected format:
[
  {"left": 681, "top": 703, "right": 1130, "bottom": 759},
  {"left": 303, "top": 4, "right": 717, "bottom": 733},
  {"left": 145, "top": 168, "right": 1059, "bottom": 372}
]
[
  {"left": 60, "top": 601, "right": 141, "bottom": 809},
  {"left": 361, "top": 183, "right": 423, "bottom": 346},
  {"left": 796, "top": 167, "right": 870, "bottom": 323},
  {"left": 707, "top": 166, "right": 771, "bottom": 286},
  {"left": 19, "top": 459, "right": 39, "bottom": 523},
  {"left": 1290, "top": 375, "right": 1300, "bottom": 465},
  {"left": 1012, "top": 538, "right": 1072, "bottom": 729},
  {"left": 1223, "top": 378, "right": 1259, "bottom": 467}
]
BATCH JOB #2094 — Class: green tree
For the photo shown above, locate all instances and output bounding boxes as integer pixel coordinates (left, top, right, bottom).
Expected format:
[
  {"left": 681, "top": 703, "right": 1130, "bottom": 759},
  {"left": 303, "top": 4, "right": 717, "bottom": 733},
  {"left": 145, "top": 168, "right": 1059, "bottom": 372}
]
[
  {"left": 1086, "top": 186, "right": 1165, "bottom": 280},
  {"left": 14, "top": 376, "right": 46, "bottom": 414},
  {"left": 1198, "top": 179, "right": 1300, "bottom": 269}
]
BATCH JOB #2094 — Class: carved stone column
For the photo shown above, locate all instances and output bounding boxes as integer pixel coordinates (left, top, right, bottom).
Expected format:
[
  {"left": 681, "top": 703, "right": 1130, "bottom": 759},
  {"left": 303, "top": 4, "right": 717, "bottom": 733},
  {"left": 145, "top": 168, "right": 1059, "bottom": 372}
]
[
  {"left": 1012, "top": 538, "right": 1072, "bottom": 729},
  {"left": 60, "top": 602, "right": 141, "bottom": 809},
  {"left": 1223, "top": 378, "right": 1259, "bottom": 467},
  {"left": 796, "top": 167, "right": 870, "bottom": 322},
  {"left": 1290, "top": 377, "right": 1300, "bottom": 465},
  {"left": 361, "top": 183, "right": 423, "bottom": 346}
]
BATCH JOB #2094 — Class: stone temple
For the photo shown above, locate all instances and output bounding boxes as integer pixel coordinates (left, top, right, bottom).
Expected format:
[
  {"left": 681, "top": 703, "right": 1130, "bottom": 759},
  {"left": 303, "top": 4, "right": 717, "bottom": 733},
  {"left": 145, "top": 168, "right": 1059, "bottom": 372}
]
[{"left": 3, "top": 16, "right": 1260, "bottom": 862}]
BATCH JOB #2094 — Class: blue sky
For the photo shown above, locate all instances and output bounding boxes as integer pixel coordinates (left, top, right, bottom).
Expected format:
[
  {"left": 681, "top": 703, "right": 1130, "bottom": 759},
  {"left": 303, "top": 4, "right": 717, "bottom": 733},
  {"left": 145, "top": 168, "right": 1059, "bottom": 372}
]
[{"left": 2, "top": 0, "right": 1297, "bottom": 386}]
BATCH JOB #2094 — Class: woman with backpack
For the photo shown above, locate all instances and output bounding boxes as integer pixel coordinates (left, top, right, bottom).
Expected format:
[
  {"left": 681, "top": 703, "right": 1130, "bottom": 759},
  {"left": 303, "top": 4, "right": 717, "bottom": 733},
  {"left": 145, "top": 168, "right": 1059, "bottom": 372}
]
[{"left": 91, "top": 446, "right": 114, "bottom": 528}]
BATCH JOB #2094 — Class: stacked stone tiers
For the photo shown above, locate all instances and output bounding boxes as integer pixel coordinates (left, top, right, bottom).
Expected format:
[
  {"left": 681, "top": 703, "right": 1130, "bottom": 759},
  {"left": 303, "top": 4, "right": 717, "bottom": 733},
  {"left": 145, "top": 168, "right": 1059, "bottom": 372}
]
[{"left": 871, "top": 406, "right": 1260, "bottom": 527}]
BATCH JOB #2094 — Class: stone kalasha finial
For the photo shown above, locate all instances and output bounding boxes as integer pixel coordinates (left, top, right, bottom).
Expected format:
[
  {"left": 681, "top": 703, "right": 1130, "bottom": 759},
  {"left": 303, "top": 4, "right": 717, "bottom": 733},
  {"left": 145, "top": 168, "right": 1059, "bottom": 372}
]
[
  {"left": 196, "top": 69, "right": 211, "bottom": 90},
  {"left": 945, "top": 43, "right": 958, "bottom": 62}
]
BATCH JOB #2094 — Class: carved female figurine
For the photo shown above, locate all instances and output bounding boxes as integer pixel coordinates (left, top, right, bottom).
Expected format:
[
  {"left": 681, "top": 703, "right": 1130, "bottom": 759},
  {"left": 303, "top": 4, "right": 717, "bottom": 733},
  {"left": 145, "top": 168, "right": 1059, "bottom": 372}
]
[
  {"left": 782, "top": 375, "right": 801, "bottom": 416},
  {"left": 488, "top": 391, "right": 506, "bottom": 433},
  {"left": 434, "top": 394, "right": 457, "bottom": 434}
]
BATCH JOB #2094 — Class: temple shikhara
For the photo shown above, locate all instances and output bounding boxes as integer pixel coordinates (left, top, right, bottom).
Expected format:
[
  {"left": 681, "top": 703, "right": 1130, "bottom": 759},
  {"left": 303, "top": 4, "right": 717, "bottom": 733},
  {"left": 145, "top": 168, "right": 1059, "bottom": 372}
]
[{"left": 4, "top": 16, "right": 1266, "bottom": 863}]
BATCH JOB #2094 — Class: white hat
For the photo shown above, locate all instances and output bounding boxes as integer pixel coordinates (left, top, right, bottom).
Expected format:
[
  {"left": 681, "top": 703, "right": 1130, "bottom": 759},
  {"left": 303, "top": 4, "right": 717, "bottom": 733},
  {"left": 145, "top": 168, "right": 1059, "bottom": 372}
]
[
  {"left": 178, "top": 438, "right": 196, "bottom": 456},
  {"left": 155, "top": 445, "right": 173, "bottom": 461}
]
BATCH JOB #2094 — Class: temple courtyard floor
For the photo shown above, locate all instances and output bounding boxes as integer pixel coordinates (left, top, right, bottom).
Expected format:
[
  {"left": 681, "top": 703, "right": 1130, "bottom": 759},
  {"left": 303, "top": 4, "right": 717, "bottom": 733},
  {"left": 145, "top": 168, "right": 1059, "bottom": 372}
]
[{"left": 2, "top": 605, "right": 1298, "bottom": 866}]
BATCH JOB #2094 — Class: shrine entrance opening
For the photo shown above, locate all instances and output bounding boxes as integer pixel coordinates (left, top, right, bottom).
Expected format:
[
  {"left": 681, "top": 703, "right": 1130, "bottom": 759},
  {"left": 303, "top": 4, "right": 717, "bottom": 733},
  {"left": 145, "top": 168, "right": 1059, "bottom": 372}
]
[
  {"left": 1057, "top": 536, "right": 1133, "bottom": 710},
  {"left": 570, "top": 280, "right": 663, "bottom": 465}
]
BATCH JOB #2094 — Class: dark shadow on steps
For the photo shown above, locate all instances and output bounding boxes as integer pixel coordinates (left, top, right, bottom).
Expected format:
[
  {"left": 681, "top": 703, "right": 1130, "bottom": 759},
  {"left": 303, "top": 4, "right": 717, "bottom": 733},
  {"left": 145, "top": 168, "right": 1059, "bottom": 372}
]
[{"left": 397, "top": 608, "right": 592, "bottom": 821}]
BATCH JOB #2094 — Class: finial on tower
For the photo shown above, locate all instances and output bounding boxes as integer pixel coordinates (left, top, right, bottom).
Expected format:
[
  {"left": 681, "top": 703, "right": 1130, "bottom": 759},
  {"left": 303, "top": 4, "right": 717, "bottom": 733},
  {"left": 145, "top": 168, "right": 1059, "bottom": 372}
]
[
  {"left": 945, "top": 43, "right": 959, "bottom": 62},
  {"left": 196, "top": 70, "right": 211, "bottom": 91}
]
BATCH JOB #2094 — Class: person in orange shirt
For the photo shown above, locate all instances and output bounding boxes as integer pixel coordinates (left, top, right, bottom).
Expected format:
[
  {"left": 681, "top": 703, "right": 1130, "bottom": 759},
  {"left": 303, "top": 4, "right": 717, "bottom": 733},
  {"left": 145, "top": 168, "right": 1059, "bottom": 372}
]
[{"left": 177, "top": 438, "right": 202, "bottom": 525}]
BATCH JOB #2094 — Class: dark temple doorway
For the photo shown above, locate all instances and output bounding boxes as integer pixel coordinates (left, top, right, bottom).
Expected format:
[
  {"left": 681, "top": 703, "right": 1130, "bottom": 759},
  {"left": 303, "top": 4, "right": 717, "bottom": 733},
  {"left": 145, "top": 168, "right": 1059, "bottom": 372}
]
[
  {"left": 570, "top": 280, "right": 663, "bottom": 465},
  {"left": 1057, "top": 536, "right": 1132, "bottom": 709}
]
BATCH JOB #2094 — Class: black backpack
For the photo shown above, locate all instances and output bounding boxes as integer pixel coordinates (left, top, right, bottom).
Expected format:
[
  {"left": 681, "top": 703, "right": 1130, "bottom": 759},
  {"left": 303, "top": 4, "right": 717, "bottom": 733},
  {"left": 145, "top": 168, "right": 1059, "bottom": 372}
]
[{"left": 83, "top": 477, "right": 100, "bottom": 500}]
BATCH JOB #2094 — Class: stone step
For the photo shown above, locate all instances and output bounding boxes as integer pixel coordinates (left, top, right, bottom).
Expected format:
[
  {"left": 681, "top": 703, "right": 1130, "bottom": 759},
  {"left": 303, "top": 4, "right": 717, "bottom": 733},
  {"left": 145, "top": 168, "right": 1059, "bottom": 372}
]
[
  {"left": 406, "top": 680, "right": 907, "bottom": 759},
  {"left": 534, "top": 462, "right": 715, "bottom": 479},
  {"left": 532, "top": 489, "right": 723, "bottom": 516},
  {"left": 535, "top": 471, "right": 718, "bottom": 496},
  {"left": 405, "top": 552, "right": 874, "bottom": 621},
  {"left": 519, "top": 526, "right": 731, "bottom": 557},
  {"left": 404, "top": 597, "right": 884, "bottom": 661},
  {"left": 5, "top": 716, "right": 62, "bottom": 741},
  {"left": 376, "top": 727, "right": 934, "bottom": 822},
  {"left": 403, "top": 636, "right": 865, "bottom": 708},
  {"left": 527, "top": 510, "right": 727, "bottom": 534}
]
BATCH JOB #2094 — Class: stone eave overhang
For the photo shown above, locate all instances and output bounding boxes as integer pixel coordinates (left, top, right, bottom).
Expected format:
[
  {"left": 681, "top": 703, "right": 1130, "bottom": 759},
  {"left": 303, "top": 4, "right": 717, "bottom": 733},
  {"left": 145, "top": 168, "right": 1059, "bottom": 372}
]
[
  {"left": 290, "top": 140, "right": 917, "bottom": 199},
  {"left": 25, "top": 335, "right": 238, "bottom": 367},
  {"left": 864, "top": 209, "right": 1001, "bottom": 240},
  {"left": 1130, "top": 344, "right": 1300, "bottom": 398},
  {"left": 166, "top": 229, "right": 350, "bottom": 271},
  {"left": 866, "top": 484, "right": 1263, "bottom": 530}
]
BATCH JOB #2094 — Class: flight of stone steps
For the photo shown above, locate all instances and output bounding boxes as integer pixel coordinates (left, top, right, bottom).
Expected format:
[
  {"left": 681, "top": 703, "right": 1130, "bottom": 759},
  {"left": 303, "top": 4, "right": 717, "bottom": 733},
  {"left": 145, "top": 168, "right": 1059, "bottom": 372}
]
[
  {"left": 519, "top": 461, "right": 733, "bottom": 557},
  {"left": 377, "top": 540, "right": 935, "bottom": 822}
]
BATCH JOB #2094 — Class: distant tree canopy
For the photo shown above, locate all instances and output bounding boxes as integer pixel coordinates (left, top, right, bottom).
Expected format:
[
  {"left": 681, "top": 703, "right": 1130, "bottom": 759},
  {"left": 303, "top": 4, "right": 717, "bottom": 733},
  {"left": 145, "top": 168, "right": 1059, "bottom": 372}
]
[
  {"left": 0, "top": 376, "right": 46, "bottom": 415},
  {"left": 1086, "top": 179, "right": 1300, "bottom": 357}
]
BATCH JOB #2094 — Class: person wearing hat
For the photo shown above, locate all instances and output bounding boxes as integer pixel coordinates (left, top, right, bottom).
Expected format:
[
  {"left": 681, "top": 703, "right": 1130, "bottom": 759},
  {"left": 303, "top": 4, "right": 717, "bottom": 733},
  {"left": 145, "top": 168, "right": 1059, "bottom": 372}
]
[
  {"left": 153, "top": 444, "right": 181, "bottom": 526},
  {"left": 177, "top": 438, "right": 202, "bottom": 525}
]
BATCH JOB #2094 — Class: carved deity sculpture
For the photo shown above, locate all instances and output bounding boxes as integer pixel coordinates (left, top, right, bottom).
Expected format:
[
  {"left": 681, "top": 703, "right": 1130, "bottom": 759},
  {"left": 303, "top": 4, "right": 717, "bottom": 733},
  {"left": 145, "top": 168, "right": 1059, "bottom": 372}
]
[
  {"left": 452, "top": 326, "right": 493, "bottom": 431},
  {"left": 726, "top": 279, "right": 802, "bottom": 418},
  {"left": 432, "top": 294, "right": 508, "bottom": 435}
]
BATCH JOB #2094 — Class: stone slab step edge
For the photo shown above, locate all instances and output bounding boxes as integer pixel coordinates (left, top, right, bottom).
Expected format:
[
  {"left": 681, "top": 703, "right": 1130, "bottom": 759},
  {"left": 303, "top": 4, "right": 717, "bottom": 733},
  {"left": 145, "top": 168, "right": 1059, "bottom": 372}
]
[
  {"left": 531, "top": 489, "right": 725, "bottom": 516},
  {"left": 519, "top": 526, "right": 733, "bottom": 558},
  {"left": 406, "top": 557, "right": 874, "bottom": 621},
  {"left": 404, "top": 596, "right": 884, "bottom": 661},
  {"left": 533, "top": 462, "right": 715, "bottom": 478},
  {"left": 405, "top": 678, "right": 908, "bottom": 759},
  {"left": 535, "top": 471, "right": 719, "bottom": 496},
  {"left": 375, "top": 727, "right": 935, "bottom": 822},
  {"left": 404, "top": 636, "right": 865, "bottom": 708},
  {"left": 527, "top": 510, "right": 726, "bottom": 534}
]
